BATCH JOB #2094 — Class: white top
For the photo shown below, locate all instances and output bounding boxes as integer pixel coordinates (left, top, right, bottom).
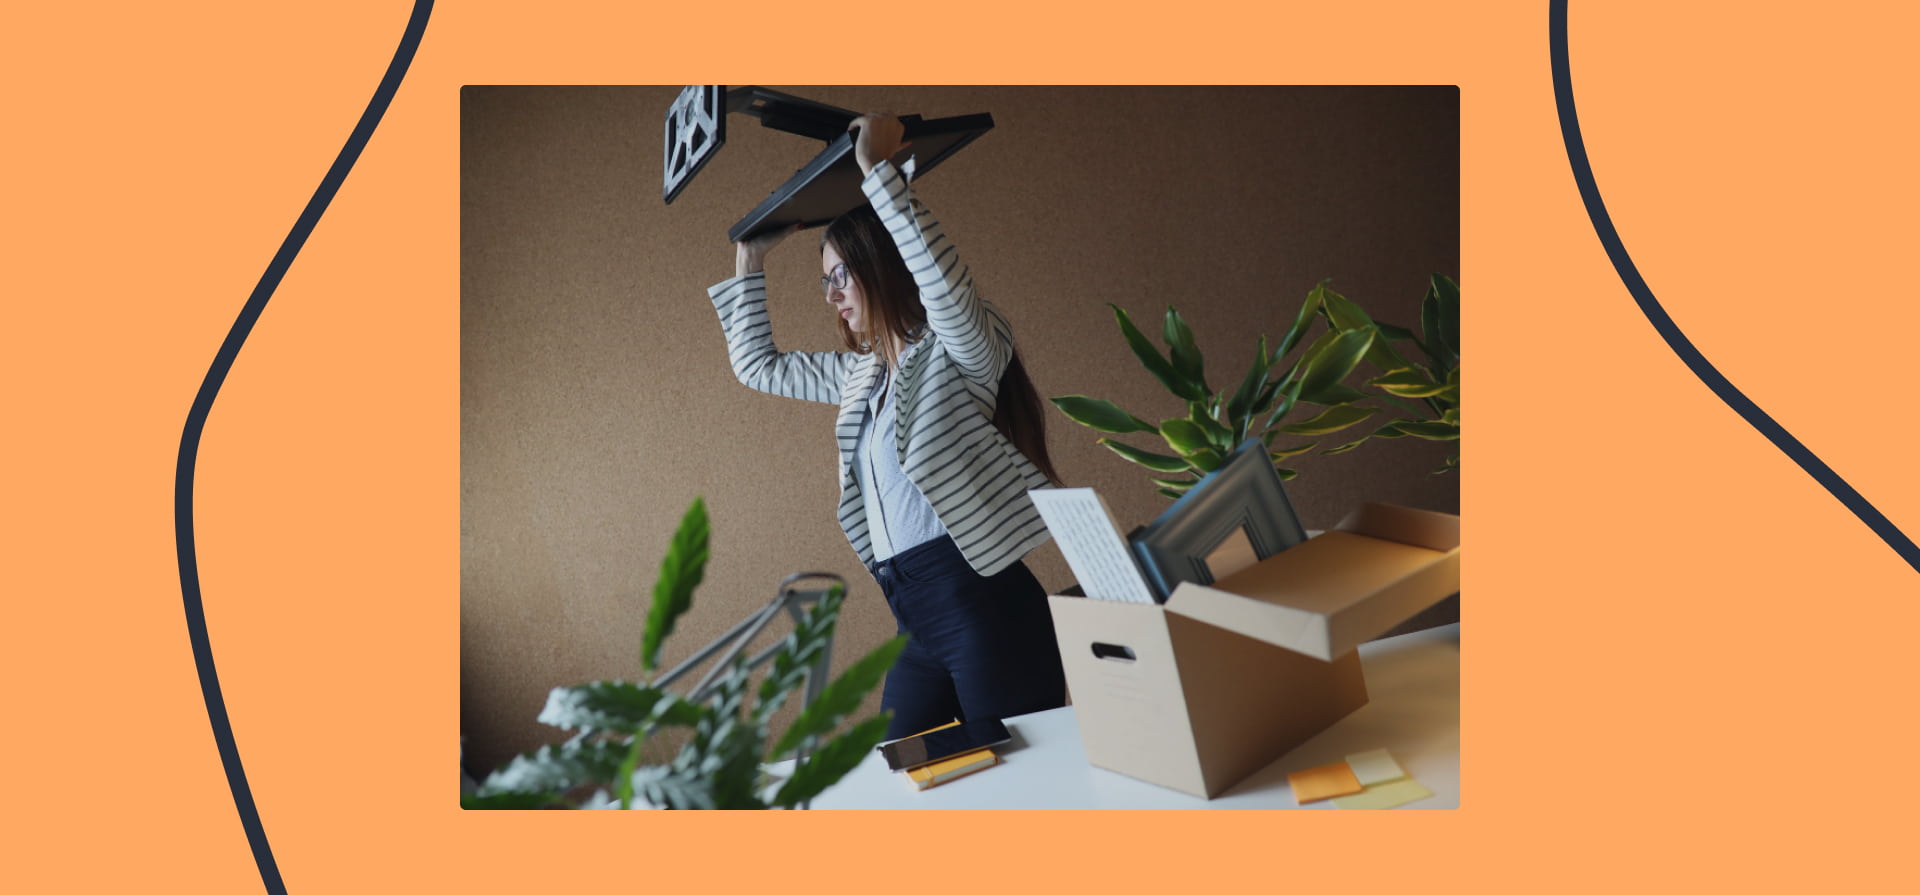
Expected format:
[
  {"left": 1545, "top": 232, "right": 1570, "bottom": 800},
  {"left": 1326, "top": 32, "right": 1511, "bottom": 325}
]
[{"left": 854, "top": 344, "right": 950, "bottom": 562}]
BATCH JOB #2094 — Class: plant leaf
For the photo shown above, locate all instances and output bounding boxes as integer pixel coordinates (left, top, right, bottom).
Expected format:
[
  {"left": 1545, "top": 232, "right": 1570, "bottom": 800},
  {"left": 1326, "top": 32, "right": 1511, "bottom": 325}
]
[
  {"left": 1300, "top": 383, "right": 1369, "bottom": 407},
  {"left": 1185, "top": 447, "right": 1224, "bottom": 472},
  {"left": 1374, "top": 320, "right": 1419, "bottom": 342},
  {"left": 1318, "top": 282, "right": 1372, "bottom": 332},
  {"left": 1158, "top": 418, "right": 1211, "bottom": 455},
  {"left": 1188, "top": 401, "right": 1236, "bottom": 451},
  {"left": 1386, "top": 420, "right": 1460, "bottom": 440},
  {"left": 1224, "top": 336, "right": 1270, "bottom": 438},
  {"left": 1366, "top": 367, "right": 1449, "bottom": 398},
  {"left": 1421, "top": 282, "right": 1446, "bottom": 367},
  {"left": 1162, "top": 307, "right": 1209, "bottom": 395},
  {"left": 1113, "top": 304, "right": 1204, "bottom": 401},
  {"left": 771, "top": 634, "right": 909, "bottom": 759},
  {"left": 1288, "top": 328, "right": 1340, "bottom": 376},
  {"left": 753, "top": 582, "right": 844, "bottom": 725},
  {"left": 627, "top": 764, "right": 716, "bottom": 810},
  {"left": 1098, "top": 438, "right": 1193, "bottom": 473},
  {"left": 1297, "top": 327, "right": 1374, "bottom": 404},
  {"left": 537, "top": 681, "right": 693, "bottom": 733},
  {"left": 480, "top": 737, "right": 629, "bottom": 797},
  {"left": 1049, "top": 395, "right": 1157, "bottom": 434},
  {"left": 1434, "top": 274, "right": 1460, "bottom": 358},
  {"left": 1275, "top": 285, "right": 1325, "bottom": 360},
  {"left": 1261, "top": 377, "right": 1307, "bottom": 431},
  {"left": 643, "top": 497, "right": 709, "bottom": 673},
  {"left": 1155, "top": 487, "right": 1185, "bottom": 500},
  {"left": 773, "top": 712, "right": 894, "bottom": 807},
  {"left": 613, "top": 733, "right": 645, "bottom": 808},
  {"left": 1318, "top": 284, "right": 1416, "bottom": 373},
  {"left": 1249, "top": 376, "right": 1283, "bottom": 419},
  {"left": 1149, "top": 476, "right": 1196, "bottom": 491},
  {"left": 1274, "top": 466, "right": 1299, "bottom": 481},
  {"left": 1269, "top": 442, "right": 1318, "bottom": 460},
  {"left": 1323, "top": 435, "right": 1372, "bottom": 455},
  {"left": 1277, "top": 404, "right": 1376, "bottom": 436}
]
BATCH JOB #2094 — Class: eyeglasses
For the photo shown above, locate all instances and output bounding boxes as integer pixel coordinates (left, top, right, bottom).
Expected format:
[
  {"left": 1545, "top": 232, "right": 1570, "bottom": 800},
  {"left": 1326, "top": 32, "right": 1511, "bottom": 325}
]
[{"left": 820, "top": 263, "right": 851, "bottom": 294}]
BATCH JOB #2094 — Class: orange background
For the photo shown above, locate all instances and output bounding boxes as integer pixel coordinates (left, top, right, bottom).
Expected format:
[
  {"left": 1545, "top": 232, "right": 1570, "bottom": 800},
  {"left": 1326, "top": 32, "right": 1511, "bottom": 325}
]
[{"left": 7, "top": 1, "right": 1916, "bottom": 893}]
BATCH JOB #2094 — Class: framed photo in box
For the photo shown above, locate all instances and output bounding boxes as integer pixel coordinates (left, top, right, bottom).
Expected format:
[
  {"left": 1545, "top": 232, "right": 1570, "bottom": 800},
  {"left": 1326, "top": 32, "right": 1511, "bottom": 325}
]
[{"left": 1129, "top": 438, "right": 1307, "bottom": 602}]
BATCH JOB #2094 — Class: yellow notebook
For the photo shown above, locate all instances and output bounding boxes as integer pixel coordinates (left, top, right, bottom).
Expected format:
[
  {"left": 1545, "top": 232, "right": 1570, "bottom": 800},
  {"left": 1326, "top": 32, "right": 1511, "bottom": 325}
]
[{"left": 905, "top": 748, "right": 1000, "bottom": 790}]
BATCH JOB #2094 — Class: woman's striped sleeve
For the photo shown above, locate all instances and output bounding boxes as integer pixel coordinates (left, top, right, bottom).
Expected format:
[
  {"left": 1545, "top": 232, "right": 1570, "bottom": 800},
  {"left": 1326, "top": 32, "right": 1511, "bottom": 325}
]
[
  {"left": 860, "top": 160, "right": 1012, "bottom": 389},
  {"left": 708, "top": 272, "right": 849, "bottom": 405}
]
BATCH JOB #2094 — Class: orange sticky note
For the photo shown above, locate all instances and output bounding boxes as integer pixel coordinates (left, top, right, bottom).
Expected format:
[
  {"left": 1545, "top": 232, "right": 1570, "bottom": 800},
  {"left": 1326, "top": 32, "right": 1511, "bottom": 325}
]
[{"left": 1288, "top": 761, "right": 1364, "bottom": 804}]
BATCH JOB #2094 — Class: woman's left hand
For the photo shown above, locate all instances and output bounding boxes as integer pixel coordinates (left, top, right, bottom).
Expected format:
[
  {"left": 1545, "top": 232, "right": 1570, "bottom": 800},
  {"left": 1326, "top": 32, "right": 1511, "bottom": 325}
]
[{"left": 851, "top": 113, "right": 910, "bottom": 177}]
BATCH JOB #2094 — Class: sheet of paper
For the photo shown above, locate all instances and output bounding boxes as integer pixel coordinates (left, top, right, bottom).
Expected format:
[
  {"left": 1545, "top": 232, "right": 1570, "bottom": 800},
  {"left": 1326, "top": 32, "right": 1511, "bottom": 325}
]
[
  {"left": 1028, "top": 488, "right": 1155, "bottom": 604},
  {"left": 1331, "top": 777, "right": 1433, "bottom": 810},
  {"left": 1344, "top": 748, "right": 1407, "bottom": 786}
]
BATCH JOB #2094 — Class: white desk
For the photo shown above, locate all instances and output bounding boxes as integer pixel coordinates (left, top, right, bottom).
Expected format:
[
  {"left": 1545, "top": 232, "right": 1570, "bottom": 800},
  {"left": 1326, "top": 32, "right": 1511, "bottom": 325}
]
[{"left": 803, "top": 623, "right": 1459, "bottom": 809}]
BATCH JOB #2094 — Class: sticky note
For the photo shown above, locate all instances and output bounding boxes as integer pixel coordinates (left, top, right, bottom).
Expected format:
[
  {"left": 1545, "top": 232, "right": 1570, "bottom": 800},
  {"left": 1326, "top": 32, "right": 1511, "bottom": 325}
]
[
  {"left": 1344, "top": 748, "right": 1406, "bottom": 786},
  {"left": 1331, "top": 777, "right": 1433, "bottom": 810},
  {"left": 1288, "top": 761, "right": 1364, "bottom": 804}
]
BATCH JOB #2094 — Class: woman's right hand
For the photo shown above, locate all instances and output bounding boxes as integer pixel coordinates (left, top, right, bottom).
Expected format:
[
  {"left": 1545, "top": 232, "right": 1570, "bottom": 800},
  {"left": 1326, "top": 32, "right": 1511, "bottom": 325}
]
[{"left": 734, "top": 224, "right": 799, "bottom": 277}]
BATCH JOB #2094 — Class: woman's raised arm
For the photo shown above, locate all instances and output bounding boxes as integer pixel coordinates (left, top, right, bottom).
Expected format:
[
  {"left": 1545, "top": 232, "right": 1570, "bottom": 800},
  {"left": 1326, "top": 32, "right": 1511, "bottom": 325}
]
[
  {"left": 708, "top": 225, "right": 854, "bottom": 405},
  {"left": 851, "top": 113, "right": 1013, "bottom": 390}
]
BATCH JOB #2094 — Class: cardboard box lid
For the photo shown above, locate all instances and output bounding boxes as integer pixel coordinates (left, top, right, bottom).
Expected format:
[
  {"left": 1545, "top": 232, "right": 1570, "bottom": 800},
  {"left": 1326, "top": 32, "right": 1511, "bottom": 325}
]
[{"left": 1164, "top": 503, "right": 1460, "bottom": 661}]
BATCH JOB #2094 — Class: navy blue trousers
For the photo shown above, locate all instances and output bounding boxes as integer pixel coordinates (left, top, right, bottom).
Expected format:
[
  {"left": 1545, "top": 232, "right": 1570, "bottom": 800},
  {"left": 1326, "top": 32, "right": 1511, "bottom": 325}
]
[{"left": 869, "top": 536, "right": 1068, "bottom": 740}]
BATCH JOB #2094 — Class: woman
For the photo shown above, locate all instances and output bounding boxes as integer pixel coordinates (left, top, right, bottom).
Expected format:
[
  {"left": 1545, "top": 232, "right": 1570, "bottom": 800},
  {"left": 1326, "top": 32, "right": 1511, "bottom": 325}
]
[{"left": 707, "top": 113, "right": 1067, "bottom": 739}]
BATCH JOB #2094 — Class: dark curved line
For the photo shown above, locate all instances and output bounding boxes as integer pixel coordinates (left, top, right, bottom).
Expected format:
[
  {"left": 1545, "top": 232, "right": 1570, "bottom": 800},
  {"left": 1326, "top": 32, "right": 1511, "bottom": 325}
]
[
  {"left": 174, "top": 3, "right": 434, "bottom": 891},
  {"left": 1550, "top": 1, "right": 1919, "bottom": 573}
]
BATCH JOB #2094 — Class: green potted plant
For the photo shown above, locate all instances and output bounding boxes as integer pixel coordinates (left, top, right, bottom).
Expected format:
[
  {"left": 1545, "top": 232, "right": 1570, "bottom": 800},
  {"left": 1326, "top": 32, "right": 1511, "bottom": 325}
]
[
  {"left": 1051, "top": 276, "right": 1459, "bottom": 498},
  {"left": 462, "top": 498, "right": 907, "bottom": 809}
]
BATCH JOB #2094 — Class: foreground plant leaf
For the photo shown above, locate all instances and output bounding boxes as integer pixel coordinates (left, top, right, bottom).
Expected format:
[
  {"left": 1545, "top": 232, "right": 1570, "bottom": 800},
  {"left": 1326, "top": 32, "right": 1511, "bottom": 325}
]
[
  {"left": 771, "top": 634, "right": 910, "bottom": 759},
  {"left": 537, "top": 680, "right": 690, "bottom": 733},
  {"left": 480, "top": 737, "right": 629, "bottom": 797},
  {"left": 774, "top": 713, "right": 894, "bottom": 807},
  {"left": 642, "top": 498, "right": 709, "bottom": 672}
]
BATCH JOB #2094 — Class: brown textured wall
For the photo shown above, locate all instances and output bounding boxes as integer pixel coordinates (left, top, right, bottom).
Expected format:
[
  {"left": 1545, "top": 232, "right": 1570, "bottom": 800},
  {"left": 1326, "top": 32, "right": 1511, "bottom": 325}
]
[{"left": 460, "top": 86, "right": 1459, "bottom": 777}]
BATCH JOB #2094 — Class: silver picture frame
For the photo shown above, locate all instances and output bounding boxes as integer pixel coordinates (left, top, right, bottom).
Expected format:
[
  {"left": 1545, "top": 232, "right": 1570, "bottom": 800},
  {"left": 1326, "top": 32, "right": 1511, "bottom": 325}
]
[{"left": 1130, "top": 438, "right": 1307, "bottom": 602}]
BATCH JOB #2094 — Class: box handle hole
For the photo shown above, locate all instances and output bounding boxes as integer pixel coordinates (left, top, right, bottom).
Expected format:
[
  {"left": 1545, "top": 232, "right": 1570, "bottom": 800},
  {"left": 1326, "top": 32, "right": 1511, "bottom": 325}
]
[{"left": 1091, "top": 642, "right": 1136, "bottom": 662}]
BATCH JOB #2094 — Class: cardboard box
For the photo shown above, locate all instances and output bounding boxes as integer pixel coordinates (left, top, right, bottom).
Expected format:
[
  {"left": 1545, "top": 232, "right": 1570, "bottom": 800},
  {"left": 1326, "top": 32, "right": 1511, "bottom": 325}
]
[
  {"left": 1046, "top": 502, "right": 1459, "bottom": 798},
  {"left": 1049, "top": 595, "right": 1368, "bottom": 798},
  {"left": 1170, "top": 502, "right": 1461, "bottom": 662}
]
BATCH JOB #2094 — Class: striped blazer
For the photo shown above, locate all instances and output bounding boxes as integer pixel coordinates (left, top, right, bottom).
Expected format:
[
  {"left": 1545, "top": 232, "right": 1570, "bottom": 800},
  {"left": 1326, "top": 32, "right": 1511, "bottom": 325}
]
[{"left": 707, "top": 160, "right": 1052, "bottom": 577}]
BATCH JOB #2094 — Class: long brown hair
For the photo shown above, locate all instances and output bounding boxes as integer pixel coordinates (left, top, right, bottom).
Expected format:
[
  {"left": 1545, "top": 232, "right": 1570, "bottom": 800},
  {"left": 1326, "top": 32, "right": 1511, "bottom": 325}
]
[{"left": 823, "top": 205, "right": 1062, "bottom": 485}]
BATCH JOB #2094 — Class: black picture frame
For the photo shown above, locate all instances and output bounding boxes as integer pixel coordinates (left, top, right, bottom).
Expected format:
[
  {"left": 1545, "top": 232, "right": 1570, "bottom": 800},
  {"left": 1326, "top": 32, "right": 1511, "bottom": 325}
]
[
  {"left": 726, "top": 113, "right": 995, "bottom": 242},
  {"left": 1129, "top": 438, "right": 1307, "bottom": 602},
  {"left": 662, "top": 85, "right": 727, "bottom": 205}
]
